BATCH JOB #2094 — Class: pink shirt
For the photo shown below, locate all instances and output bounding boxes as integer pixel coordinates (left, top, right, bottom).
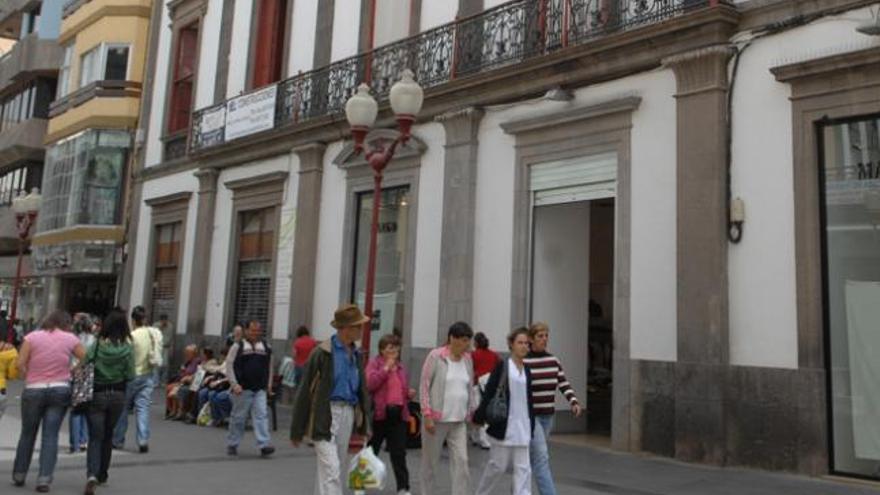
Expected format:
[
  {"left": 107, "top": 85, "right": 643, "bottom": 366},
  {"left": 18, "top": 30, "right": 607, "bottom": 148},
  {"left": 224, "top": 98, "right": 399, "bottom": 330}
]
[
  {"left": 24, "top": 330, "right": 80, "bottom": 384},
  {"left": 385, "top": 368, "right": 405, "bottom": 407}
]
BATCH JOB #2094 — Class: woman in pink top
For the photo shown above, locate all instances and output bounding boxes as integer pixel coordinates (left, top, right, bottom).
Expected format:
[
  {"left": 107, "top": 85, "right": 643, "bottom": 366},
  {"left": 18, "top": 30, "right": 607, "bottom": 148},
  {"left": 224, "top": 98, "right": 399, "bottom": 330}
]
[
  {"left": 366, "top": 334, "right": 412, "bottom": 495},
  {"left": 13, "top": 310, "right": 86, "bottom": 492}
]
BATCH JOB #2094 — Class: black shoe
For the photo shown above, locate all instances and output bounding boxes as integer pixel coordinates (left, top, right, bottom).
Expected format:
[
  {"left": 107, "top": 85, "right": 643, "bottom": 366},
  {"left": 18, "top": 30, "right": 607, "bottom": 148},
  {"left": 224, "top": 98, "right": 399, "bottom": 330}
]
[
  {"left": 35, "top": 484, "right": 49, "bottom": 493},
  {"left": 226, "top": 446, "right": 237, "bottom": 456},
  {"left": 138, "top": 445, "right": 149, "bottom": 454},
  {"left": 13, "top": 480, "right": 24, "bottom": 488},
  {"left": 260, "top": 446, "right": 275, "bottom": 457}
]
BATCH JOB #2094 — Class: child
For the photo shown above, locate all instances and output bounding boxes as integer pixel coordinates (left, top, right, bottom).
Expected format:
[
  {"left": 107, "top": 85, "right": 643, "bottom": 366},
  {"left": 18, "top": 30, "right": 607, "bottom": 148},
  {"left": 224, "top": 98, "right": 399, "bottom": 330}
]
[{"left": 0, "top": 340, "right": 20, "bottom": 421}]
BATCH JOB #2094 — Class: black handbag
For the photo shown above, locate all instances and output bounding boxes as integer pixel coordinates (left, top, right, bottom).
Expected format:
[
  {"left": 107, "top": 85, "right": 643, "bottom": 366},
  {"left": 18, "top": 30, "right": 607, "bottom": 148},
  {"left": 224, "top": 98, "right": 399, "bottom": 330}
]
[{"left": 485, "top": 363, "right": 508, "bottom": 424}]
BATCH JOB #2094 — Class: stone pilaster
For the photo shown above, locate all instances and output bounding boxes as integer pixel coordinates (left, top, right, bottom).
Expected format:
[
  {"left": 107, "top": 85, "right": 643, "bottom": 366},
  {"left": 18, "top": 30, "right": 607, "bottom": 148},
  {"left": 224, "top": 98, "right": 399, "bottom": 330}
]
[
  {"left": 663, "top": 44, "right": 735, "bottom": 466},
  {"left": 185, "top": 168, "right": 219, "bottom": 337},
  {"left": 289, "top": 143, "right": 326, "bottom": 336},
  {"left": 435, "top": 107, "right": 484, "bottom": 343}
]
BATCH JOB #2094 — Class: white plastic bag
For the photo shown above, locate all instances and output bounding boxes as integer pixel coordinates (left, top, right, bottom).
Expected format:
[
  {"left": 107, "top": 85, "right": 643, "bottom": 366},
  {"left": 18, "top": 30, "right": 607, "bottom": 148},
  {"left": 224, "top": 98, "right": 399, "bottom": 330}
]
[{"left": 347, "top": 446, "right": 387, "bottom": 492}]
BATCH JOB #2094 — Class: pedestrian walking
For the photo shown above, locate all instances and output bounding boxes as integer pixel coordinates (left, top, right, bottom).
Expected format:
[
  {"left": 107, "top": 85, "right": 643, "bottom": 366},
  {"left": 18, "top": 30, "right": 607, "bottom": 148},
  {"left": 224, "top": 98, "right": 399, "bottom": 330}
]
[
  {"left": 225, "top": 319, "right": 275, "bottom": 457},
  {"left": 0, "top": 340, "right": 19, "bottom": 421},
  {"left": 474, "top": 327, "right": 535, "bottom": 495},
  {"left": 292, "top": 325, "right": 316, "bottom": 388},
  {"left": 523, "top": 322, "right": 583, "bottom": 495},
  {"left": 290, "top": 304, "right": 371, "bottom": 495},
  {"left": 418, "top": 321, "right": 476, "bottom": 495},
  {"left": 69, "top": 314, "right": 96, "bottom": 453},
  {"left": 470, "top": 331, "right": 499, "bottom": 449},
  {"left": 366, "top": 333, "right": 412, "bottom": 495},
  {"left": 83, "top": 309, "right": 135, "bottom": 495},
  {"left": 112, "top": 306, "right": 163, "bottom": 452},
  {"left": 12, "top": 310, "right": 86, "bottom": 492}
]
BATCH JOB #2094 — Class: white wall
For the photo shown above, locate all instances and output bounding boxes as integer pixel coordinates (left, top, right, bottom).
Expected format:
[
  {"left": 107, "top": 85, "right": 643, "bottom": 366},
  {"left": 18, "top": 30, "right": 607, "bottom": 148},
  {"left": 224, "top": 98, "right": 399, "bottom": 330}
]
[
  {"left": 203, "top": 154, "right": 298, "bottom": 338},
  {"left": 331, "top": 0, "right": 362, "bottom": 62},
  {"left": 131, "top": 172, "right": 200, "bottom": 334},
  {"left": 144, "top": 2, "right": 172, "bottom": 167},
  {"left": 728, "top": 7, "right": 880, "bottom": 369},
  {"left": 288, "top": 0, "right": 319, "bottom": 75},
  {"left": 226, "top": 0, "right": 254, "bottom": 98},
  {"left": 194, "top": 0, "right": 221, "bottom": 108},
  {"left": 419, "top": 0, "right": 457, "bottom": 31},
  {"left": 374, "top": 0, "right": 410, "bottom": 46},
  {"left": 474, "top": 69, "right": 678, "bottom": 360}
]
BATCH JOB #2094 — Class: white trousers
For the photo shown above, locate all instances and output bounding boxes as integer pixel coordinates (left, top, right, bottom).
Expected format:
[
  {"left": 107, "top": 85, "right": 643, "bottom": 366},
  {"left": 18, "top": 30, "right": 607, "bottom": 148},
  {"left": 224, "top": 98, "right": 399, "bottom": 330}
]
[
  {"left": 313, "top": 403, "right": 355, "bottom": 495},
  {"left": 420, "top": 421, "right": 470, "bottom": 495},
  {"left": 476, "top": 442, "right": 532, "bottom": 495}
]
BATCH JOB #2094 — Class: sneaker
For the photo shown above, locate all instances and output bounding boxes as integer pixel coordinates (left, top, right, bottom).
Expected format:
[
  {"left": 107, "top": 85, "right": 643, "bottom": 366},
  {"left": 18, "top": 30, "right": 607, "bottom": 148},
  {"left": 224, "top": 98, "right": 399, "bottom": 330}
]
[
  {"left": 260, "top": 446, "right": 275, "bottom": 458},
  {"left": 138, "top": 445, "right": 149, "bottom": 454},
  {"left": 12, "top": 473, "right": 25, "bottom": 487},
  {"left": 35, "top": 484, "right": 50, "bottom": 493},
  {"left": 397, "top": 491, "right": 412, "bottom": 495},
  {"left": 83, "top": 478, "right": 97, "bottom": 495},
  {"left": 226, "top": 446, "right": 237, "bottom": 456}
]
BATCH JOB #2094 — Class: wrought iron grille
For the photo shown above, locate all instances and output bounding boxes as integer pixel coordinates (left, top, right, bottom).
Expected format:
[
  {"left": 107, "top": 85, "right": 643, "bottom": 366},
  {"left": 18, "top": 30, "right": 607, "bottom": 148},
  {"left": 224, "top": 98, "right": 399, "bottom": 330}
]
[{"left": 191, "top": 0, "right": 709, "bottom": 152}]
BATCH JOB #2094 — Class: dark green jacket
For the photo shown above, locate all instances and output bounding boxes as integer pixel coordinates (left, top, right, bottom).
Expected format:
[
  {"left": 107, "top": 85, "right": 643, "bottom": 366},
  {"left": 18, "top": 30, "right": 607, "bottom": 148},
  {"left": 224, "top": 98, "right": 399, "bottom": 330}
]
[
  {"left": 88, "top": 339, "right": 135, "bottom": 385},
  {"left": 290, "top": 338, "right": 370, "bottom": 442}
]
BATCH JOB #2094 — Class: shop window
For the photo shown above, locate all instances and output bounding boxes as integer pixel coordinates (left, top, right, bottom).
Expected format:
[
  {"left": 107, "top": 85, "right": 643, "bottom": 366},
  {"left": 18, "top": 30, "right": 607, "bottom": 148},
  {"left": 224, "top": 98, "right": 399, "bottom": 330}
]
[
  {"left": 251, "top": 0, "right": 288, "bottom": 88},
  {"left": 79, "top": 44, "right": 131, "bottom": 88},
  {"left": 233, "top": 207, "right": 276, "bottom": 331},
  {"left": 151, "top": 222, "right": 183, "bottom": 323},
  {"left": 350, "top": 185, "right": 410, "bottom": 355},
  {"left": 167, "top": 23, "right": 199, "bottom": 134},
  {"left": 820, "top": 115, "right": 880, "bottom": 478}
]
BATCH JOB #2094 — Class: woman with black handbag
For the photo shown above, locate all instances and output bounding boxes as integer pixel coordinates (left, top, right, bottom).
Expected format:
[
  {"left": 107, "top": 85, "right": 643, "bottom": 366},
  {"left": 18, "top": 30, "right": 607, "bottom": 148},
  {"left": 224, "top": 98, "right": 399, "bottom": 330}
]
[
  {"left": 473, "top": 327, "right": 535, "bottom": 495},
  {"left": 83, "top": 309, "right": 134, "bottom": 495}
]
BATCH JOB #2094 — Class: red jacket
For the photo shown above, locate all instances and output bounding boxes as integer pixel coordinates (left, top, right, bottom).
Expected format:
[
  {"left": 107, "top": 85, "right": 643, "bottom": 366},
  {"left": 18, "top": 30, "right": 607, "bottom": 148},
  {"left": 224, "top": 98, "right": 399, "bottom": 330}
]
[
  {"left": 365, "top": 356, "right": 411, "bottom": 422},
  {"left": 472, "top": 348, "right": 499, "bottom": 382}
]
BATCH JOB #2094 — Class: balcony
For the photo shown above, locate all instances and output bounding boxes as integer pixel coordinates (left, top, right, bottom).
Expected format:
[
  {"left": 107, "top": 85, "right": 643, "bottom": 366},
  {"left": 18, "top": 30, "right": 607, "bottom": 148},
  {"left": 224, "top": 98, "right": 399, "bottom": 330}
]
[
  {"left": 0, "top": 0, "right": 30, "bottom": 39},
  {"left": 0, "top": 118, "right": 48, "bottom": 168},
  {"left": 0, "top": 33, "right": 62, "bottom": 95},
  {"left": 189, "top": 0, "right": 711, "bottom": 155},
  {"left": 63, "top": 0, "right": 92, "bottom": 19}
]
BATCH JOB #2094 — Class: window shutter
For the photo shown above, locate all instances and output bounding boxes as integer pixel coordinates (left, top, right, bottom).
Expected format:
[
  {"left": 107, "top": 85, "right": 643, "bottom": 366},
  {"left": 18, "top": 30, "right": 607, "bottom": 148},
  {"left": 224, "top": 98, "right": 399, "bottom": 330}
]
[{"left": 530, "top": 152, "right": 617, "bottom": 206}]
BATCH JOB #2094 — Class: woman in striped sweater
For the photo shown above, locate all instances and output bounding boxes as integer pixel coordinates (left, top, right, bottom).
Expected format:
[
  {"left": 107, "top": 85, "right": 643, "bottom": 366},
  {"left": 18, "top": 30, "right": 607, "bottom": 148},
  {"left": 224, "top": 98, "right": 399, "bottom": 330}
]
[{"left": 523, "top": 322, "right": 583, "bottom": 495}]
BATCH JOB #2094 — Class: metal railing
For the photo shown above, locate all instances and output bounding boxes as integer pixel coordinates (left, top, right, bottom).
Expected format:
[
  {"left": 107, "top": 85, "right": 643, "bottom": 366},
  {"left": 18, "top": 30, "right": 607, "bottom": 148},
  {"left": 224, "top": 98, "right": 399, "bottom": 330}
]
[{"left": 190, "top": 0, "right": 708, "bottom": 153}]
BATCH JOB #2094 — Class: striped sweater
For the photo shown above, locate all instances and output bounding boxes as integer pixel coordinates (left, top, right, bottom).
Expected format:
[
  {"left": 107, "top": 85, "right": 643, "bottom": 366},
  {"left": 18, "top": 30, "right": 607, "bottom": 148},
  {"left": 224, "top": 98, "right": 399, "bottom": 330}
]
[{"left": 524, "top": 351, "right": 580, "bottom": 416}]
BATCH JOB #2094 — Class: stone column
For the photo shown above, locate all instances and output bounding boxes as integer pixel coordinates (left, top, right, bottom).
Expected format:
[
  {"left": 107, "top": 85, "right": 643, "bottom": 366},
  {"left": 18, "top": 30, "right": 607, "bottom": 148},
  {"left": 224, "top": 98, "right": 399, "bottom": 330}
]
[
  {"left": 663, "top": 45, "right": 735, "bottom": 465},
  {"left": 185, "top": 168, "right": 219, "bottom": 337},
  {"left": 435, "top": 107, "right": 484, "bottom": 343},
  {"left": 289, "top": 143, "right": 326, "bottom": 335},
  {"left": 117, "top": 177, "right": 143, "bottom": 309}
]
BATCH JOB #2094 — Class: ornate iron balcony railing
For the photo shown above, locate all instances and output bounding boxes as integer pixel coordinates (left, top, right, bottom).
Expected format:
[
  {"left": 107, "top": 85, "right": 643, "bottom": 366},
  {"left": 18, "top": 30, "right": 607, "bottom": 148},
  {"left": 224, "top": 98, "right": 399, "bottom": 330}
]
[{"left": 190, "top": 0, "right": 709, "bottom": 153}]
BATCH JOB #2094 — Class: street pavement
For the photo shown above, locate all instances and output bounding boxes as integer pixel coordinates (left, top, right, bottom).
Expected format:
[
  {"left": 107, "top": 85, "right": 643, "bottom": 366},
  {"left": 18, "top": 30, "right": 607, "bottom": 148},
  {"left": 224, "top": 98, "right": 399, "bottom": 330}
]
[{"left": 1, "top": 382, "right": 878, "bottom": 495}]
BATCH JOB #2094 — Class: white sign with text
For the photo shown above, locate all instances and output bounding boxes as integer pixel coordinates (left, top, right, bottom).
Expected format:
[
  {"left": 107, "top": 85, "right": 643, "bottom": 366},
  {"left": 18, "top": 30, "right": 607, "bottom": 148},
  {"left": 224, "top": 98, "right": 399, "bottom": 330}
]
[{"left": 224, "top": 85, "right": 277, "bottom": 142}]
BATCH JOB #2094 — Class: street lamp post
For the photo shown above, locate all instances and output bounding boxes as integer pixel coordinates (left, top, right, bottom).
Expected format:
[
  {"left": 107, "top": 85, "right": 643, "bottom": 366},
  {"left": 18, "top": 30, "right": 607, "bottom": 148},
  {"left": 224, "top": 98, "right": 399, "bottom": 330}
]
[
  {"left": 9, "top": 188, "right": 41, "bottom": 343},
  {"left": 345, "top": 69, "right": 423, "bottom": 358}
]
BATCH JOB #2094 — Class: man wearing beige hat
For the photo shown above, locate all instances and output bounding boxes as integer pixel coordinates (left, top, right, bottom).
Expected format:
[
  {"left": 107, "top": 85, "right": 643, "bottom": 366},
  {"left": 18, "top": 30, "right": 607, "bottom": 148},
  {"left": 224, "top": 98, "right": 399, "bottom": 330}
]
[{"left": 291, "top": 304, "right": 371, "bottom": 495}]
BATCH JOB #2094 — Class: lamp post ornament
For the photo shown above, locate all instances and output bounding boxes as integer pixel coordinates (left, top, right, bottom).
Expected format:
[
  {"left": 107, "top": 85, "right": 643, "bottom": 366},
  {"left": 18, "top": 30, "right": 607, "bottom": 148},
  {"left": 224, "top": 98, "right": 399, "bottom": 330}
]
[
  {"left": 8, "top": 188, "right": 41, "bottom": 343},
  {"left": 345, "top": 70, "right": 423, "bottom": 357}
]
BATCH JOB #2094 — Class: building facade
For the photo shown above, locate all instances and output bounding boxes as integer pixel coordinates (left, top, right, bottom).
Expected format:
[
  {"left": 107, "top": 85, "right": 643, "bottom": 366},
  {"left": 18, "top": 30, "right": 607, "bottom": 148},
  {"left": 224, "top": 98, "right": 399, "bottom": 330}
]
[
  {"left": 124, "top": 0, "right": 880, "bottom": 479},
  {"left": 32, "top": 0, "right": 153, "bottom": 317},
  {"left": 0, "top": 0, "right": 64, "bottom": 328}
]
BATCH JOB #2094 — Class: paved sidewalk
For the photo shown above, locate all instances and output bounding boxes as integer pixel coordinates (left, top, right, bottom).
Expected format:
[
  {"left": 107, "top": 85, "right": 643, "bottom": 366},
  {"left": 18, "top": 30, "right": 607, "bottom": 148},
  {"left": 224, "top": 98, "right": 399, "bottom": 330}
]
[{"left": 0, "top": 382, "right": 878, "bottom": 494}]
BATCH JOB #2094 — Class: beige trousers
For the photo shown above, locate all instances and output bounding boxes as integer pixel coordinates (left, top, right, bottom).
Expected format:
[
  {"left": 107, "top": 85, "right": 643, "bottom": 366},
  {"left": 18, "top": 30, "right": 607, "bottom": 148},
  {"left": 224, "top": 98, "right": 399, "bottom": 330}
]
[
  {"left": 419, "top": 421, "right": 470, "bottom": 495},
  {"left": 313, "top": 403, "right": 355, "bottom": 495}
]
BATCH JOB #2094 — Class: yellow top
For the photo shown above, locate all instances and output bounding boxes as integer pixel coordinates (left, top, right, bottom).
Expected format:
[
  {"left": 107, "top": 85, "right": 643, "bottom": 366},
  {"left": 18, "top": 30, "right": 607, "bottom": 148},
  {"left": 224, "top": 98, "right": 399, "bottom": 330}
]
[
  {"left": 130, "top": 326, "right": 157, "bottom": 376},
  {"left": 0, "top": 346, "right": 19, "bottom": 389}
]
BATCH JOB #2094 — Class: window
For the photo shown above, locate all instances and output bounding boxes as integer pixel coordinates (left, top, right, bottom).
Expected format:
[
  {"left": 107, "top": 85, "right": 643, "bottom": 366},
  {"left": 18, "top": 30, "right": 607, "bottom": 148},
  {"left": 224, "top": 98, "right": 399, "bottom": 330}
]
[
  {"left": 39, "top": 129, "right": 130, "bottom": 231},
  {"left": 58, "top": 44, "right": 73, "bottom": 98},
  {"left": 151, "top": 222, "right": 183, "bottom": 323},
  {"left": 0, "top": 82, "right": 48, "bottom": 132},
  {"left": 79, "top": 44, "right": 131, "bottom": 88},
  {"left": 820, "top": 115, "right": 880, "bottom": 478},
  {"left": 233, "top": 208, "right": 276, "bottom": 332},
  {"left": 350, "top": 186, "right": 410, "bottom": 355},
  {"left": 167, "top": 23, "right": 199, "bottom": 134},
  {"left": 251, "top": 0, "right": 288, "bottom": 88}
]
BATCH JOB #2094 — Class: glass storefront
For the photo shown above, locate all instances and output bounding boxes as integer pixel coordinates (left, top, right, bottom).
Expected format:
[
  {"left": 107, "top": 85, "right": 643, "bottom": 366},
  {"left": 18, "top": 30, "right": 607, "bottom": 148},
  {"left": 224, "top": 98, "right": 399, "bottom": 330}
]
[
  {"left": 351, "top": 186, "right": 410, "bottom": 356},
  {"left": 821, "top": 115, "right": 880, "bottom": 479}
]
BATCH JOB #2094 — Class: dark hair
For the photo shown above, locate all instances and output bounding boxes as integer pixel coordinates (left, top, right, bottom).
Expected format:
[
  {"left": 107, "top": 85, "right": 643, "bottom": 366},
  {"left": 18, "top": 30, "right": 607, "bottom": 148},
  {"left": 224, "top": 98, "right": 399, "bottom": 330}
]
[
  {"left": 201, "top": 347, "right": 214, "bottom": 360},
  {"left": 378, "top": 333, "right": 401, "bottom": 352},
  {"left": 40, "top": 310, "right": 72, "bottom": 332},
  {"left": 474, "top": 332, "right": 489, "bottom": 350},
  {"left": 295, "top": 325, "right": 310, "bottom": 338},
  {"left": 508, "top": 327, "right": 530, "bottom": 347},
  {"left": 447, "top": 321, "right": 474, "bottom": 341},
  {"left": 100, "top": 309, "right": 131, "bottom": 344},
  {"left": 131, "top": 306, "right": 147, "bottom": 326}
]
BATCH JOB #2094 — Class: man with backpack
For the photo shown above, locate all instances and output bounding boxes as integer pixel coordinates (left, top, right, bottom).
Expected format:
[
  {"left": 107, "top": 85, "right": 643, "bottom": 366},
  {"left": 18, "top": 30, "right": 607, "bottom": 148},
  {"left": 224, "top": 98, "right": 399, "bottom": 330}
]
[
  {"left": 225, "top": 319, "right": 275, "bottom": 457},
  {"left": 113, "top": 306, "right": 163, "bottom": 452}
]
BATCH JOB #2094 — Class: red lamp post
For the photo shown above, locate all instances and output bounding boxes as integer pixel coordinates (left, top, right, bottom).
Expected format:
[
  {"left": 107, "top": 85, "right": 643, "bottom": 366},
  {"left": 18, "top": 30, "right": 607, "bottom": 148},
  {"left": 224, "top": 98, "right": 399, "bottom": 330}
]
[
  {"left": 344, "top": 70, "right": 423, "bottom": 358},
  {"left": 9, "top": 188, "right": 41, "bottom": 343}
]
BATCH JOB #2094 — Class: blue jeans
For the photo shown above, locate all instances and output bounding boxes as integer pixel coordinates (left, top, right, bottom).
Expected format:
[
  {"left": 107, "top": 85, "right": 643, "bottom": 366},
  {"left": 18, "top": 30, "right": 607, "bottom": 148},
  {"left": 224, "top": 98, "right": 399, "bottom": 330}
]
[
  {"left": 69, "top": 411, "right": 89, "bottom": 450},
  {"left": 13, "top": 386, "right": 71, "bottom": 486},
  {"left": 113, "top": 372, "right": 156, "bottom": 447},
  {"left": 530, "top": 414, "right": 557, "bottom": 495},
  {"left": 226, "top": 389, "right": 270, "bottom": 448},
  {"left": 210, "top": 390, "right": 232, "bottom": 422}
]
